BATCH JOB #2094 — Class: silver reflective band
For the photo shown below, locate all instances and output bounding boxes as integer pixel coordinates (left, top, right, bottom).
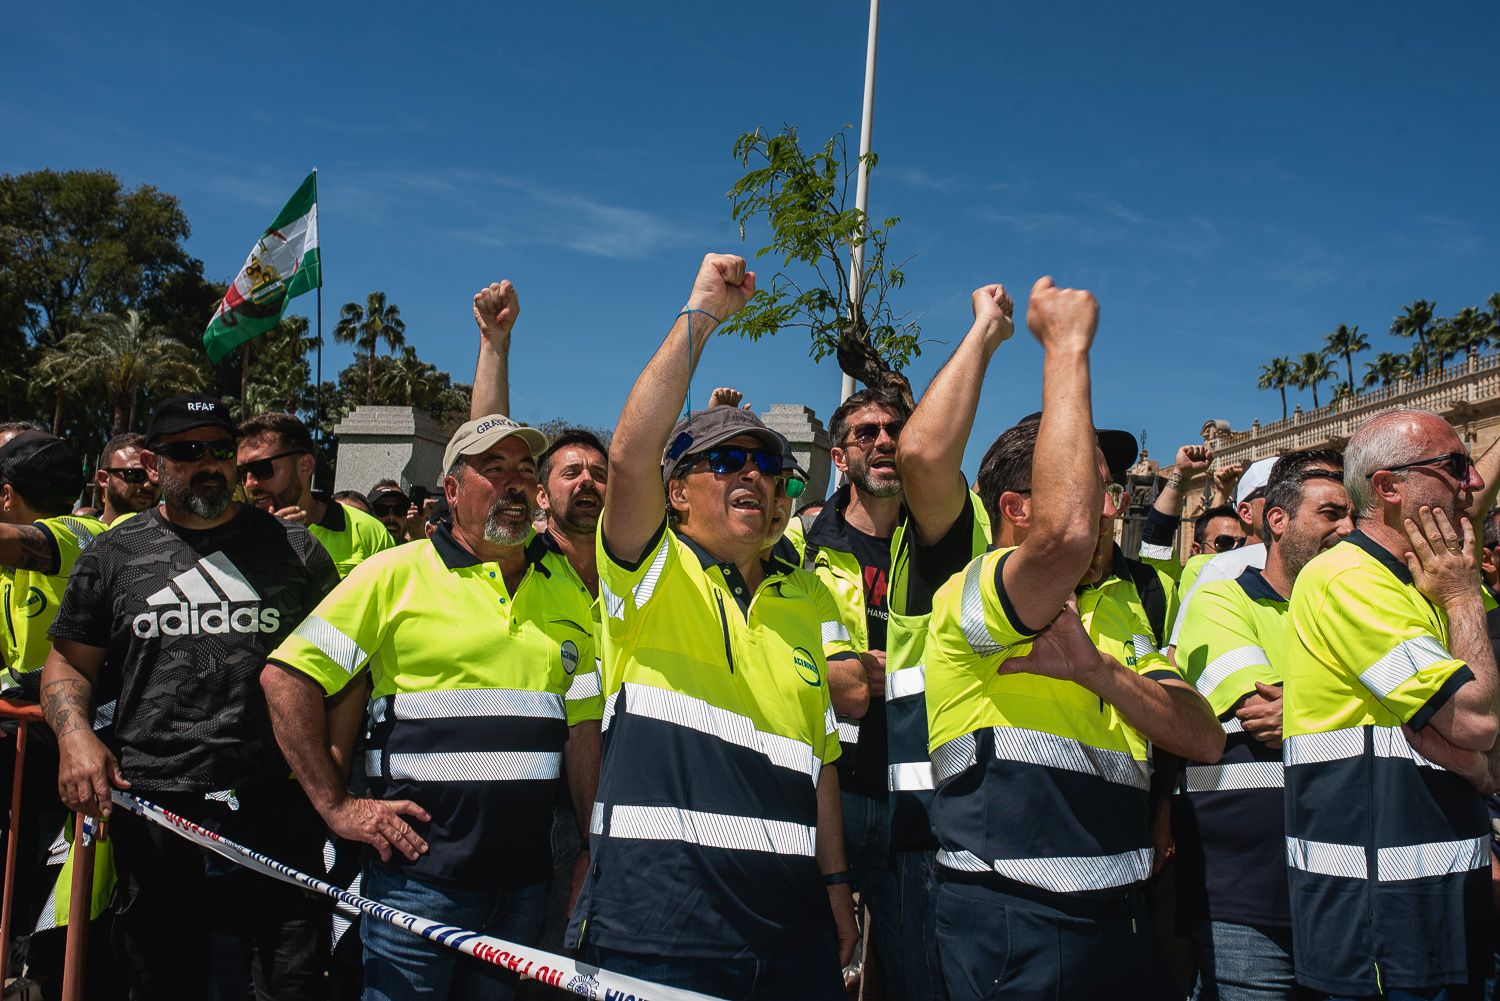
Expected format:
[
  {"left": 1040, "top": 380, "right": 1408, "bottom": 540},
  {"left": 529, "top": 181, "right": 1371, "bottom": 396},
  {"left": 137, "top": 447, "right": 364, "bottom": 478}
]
[
  {"left": 632, "top": 539, "right": 670, "bottom": 609},
  {"left": 1360, "top": 634, "right": 1452, "bottom": 700},
  {"left": 1286, "top": 835, "right": 1490, "bottom": 882},
  {"left": 937, "top": 847, "right": 1153, "bottom": 893},
  {"left": 1222, "top": 716, "right": 1244, "bottom": 734},
  {"left": 566, "top": 670, "right": 602, "bottom": 703},
  {"left": 1193, "top": 645, "right": 1268, "bottom": 699},
  {"left": 961, "top": 558, "right": 1006, "bottom": 656},
  {"left": 990, "top": 727, "right": 1150, "bottom": 791},
  {"left": 1284, "top": 725, "right": 1446, "bottom": 771},
  {"left": 601, "top": 579, "right": 625, "bottom": 621},
  {"left": 885, "top": 664, "right": 926, "bottom": 701},
  {"left": 365, "top": 750, "right": 381, "bottom": 776},
  {"left": 836, "top": 719, "right": 861, "bottom": 744},
  {"left": 605, "top": 804, "right": 816, "bottom": 857},
  {"left": 888, "top": 761, "right": 935, "bottom": 791},
  {"left": 601, "top": 691, "right": 620, "bottom": 731},
  {"left": 620, "top": 682, "right": 822, "bottom": 783},
  {"left": 1286, "top": 837, "right": 1366, "bottom": 878},
  {"left": 376, "top": 688, "right": 565, "bottom": 721},
  {"left": 1138, "top": 542, "right": 1175, "bottom": 562},
  {"left": 933, "top": 733, "right": 979, "bottom": 783},
  {"left": 292, "top": 614, "right": 368, "bottom": 675},
  {"left": 1131, "top": 635, "right": 1156, "bottom": 659},
  {"left": 375, "top": 750, "right": 561, "bottom": 782},
  {"left": 590, "top": 801, "right": 605, "bottom": 837},
  {"left": 821, "top": 620, "right": 850, "bottom": 644},
  {"left": 1182, "top": 760, "right": 1283, "bottom": 793}
]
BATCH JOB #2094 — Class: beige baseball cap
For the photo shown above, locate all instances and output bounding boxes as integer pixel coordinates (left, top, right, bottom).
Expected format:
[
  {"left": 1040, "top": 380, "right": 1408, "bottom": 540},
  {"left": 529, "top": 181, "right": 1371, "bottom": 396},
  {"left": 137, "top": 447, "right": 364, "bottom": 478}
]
[{"left": 443, "top": 415, "right": 549, "bottom": 472}]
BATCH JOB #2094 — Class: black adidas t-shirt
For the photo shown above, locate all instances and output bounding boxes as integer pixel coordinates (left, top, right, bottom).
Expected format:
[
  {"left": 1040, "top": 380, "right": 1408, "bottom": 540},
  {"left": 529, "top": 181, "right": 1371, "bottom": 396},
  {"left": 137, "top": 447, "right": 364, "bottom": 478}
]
[{"left": 50, "top": 505, "right": 338, "bottom": 793}]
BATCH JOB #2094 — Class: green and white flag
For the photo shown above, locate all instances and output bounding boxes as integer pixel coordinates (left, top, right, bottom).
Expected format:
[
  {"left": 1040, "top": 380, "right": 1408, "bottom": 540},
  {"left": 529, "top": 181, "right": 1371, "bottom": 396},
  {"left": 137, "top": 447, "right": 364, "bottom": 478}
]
[{"left": 202, "top": 171, "right": 320, "bottom": 364}]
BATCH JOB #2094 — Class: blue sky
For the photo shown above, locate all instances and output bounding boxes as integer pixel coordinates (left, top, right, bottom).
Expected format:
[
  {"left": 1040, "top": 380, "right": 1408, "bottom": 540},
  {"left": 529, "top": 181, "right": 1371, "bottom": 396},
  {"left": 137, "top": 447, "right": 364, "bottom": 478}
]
[{"left": 5, "top": 2, "right": 1496, "bottom": 474}]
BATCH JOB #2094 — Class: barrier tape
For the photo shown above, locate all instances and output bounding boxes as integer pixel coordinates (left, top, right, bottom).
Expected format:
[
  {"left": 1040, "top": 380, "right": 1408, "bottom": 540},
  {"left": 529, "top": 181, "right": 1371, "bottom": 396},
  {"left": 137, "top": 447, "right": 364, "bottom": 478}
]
[{"left": 110, "top": 790, "right": 721, "bottom": 1001}]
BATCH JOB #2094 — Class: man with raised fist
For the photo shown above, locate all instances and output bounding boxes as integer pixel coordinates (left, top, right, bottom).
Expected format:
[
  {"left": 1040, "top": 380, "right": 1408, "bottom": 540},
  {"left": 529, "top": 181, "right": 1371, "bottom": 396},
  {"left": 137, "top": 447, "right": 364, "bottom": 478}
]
[{"left": 569, "top": 253, "right": 859, "bottom": 1000}]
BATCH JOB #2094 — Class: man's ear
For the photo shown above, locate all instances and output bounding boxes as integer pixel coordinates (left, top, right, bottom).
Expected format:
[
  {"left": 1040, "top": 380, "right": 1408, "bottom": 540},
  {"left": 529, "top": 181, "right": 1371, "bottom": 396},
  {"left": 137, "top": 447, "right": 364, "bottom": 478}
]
[
  {"left": 998, "top": 491, "right": 1029, "bottom": 529},
  {"left": 667, "top": 478, "right": 689, "bottom": 515},
  {"left": 1265, "top": 505, "right": 1290, "bottom": 543},
  {"left": 830, "top": 446, "right": 850, "bottom": 476}
]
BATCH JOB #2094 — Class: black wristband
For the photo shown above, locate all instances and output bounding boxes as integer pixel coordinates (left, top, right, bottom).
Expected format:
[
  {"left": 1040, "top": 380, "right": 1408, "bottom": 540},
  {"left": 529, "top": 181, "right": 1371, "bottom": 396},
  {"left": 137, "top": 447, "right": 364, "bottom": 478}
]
[{"left": 822, "top": 869, "right": 855, "bottom": 887}]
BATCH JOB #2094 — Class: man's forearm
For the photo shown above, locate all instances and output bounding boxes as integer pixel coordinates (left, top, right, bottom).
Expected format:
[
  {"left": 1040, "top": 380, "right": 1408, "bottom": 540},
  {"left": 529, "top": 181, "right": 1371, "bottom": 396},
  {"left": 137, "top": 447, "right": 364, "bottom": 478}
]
[
  {"left": 1090, "top": 662, "right": 1224, "bottom": 762},
  {"left": 469, "top": 342, "right": 510, "bottom": 419},
  {"left": 1447, "top": 598, "right": 1500, "bottom": 721},
  {"left": 1153, "top": 468, "right": 1184, "bottom": 518},
  {"left": 565, "top": 721, "right": 602, "bottom": 843},
  {"left": 40, "top": 674, "right": 94, "bottom": 741},
  {"left": 1031, "top": 348, "right": 1100, "bottom": 545},
  {"left": 814, "top": 763, "right": 848, "bottom": 874},
  {"left": 262, "top": 666, "right": 350, "bottom": 815}
]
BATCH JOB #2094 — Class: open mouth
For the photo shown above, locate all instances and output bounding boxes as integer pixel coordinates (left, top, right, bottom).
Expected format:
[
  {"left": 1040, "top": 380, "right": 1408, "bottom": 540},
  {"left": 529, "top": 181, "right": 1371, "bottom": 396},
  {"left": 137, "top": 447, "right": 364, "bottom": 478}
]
[
  {"left": 730, "top": 492, "right": 765, "bottom": 513},
  {"left": 571, "top": 494, "right": 601, "bottom": 511}
]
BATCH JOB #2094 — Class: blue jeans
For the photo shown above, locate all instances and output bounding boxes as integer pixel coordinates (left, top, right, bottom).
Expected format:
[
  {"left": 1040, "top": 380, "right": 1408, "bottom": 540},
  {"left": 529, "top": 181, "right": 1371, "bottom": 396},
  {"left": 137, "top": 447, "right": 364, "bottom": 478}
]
[
  {"left": 362, "top": 861, "right": 548, "bottom": 1001},
  {"left": 1320, "top": 991, "right": 1476, "bottom": 1000},
  {"left": 842, "top": 791, "right": 904, "bottom": 998},
  {"left": 895, "top": 848, "right": 947, "bottom": 1001},
  {"left": 1190, "top": 920, "right": 1308, "bottom": 1001},
  {"left": 586, "top": 924, "right": 844, "bottom": 1001}
]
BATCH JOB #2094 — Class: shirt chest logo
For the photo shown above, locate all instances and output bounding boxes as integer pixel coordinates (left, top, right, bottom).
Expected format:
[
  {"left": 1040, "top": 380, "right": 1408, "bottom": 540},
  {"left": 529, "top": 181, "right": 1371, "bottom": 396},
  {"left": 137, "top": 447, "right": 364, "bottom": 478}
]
[
  {"left": 131, "top": 552, "right": 279, "bottom": 638},
  {"left": 561, "top": 639, "right": 580, "bottom": 675},
  {"left": 792, "top": 646, "right": 821, "bottom": 687}
]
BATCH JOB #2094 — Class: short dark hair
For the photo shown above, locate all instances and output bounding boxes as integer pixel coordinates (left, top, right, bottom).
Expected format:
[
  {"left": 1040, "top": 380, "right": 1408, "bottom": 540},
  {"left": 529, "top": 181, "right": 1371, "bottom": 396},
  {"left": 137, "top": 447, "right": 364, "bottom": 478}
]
[
  {"left": 239, "top": 412, "right": 314, "bottom": 454},
  {"left": 332, "top": 489, "right": 371, "bottom": 513},
  {"left": 829, "top": 388, "right": 910, "bottom": 446},
  {"left": 0, "top": 422, "right": 43, "bottom": 437},
  {"left": 537, "top": 429, "right": 608, "bottom": 485},
  {"left": 1194, "top": 504, "right": 1241, "bottom": 545},
  {"left": 974, "top": 418, "right": 1042, "bottom": 525},
  {"left": 98, "top": 432, "right": 146, "bottom": 474},
  {"left": 1263, "top": 447, "right": 1345, "bottom": 535}
]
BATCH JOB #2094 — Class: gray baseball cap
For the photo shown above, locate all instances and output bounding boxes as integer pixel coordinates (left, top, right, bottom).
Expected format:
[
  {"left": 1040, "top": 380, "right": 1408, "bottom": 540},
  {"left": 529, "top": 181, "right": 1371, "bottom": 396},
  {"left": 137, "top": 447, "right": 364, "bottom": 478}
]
[{"left": 661, "top": 408, "right": 786, "bottom": 485}]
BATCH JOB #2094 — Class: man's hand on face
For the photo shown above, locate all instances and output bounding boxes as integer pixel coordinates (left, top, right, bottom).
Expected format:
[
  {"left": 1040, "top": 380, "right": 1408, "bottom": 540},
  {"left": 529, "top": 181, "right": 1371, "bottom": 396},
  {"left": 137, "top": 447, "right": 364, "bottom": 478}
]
[
  {"left": 685, "top": 254, "right": 756, "bottom": 322},
  {"left": 1403, "top": 506, "right": 1480, "bottom": 610},
  {"left": 473, "top": 280, "right": 520, "bottom": 348},
  {"left": 1175, "top": 445, "right": 1212, "bottom": 472},
  {"left": 1025, "top": 277, "right": 1099, "bottom": 355}
]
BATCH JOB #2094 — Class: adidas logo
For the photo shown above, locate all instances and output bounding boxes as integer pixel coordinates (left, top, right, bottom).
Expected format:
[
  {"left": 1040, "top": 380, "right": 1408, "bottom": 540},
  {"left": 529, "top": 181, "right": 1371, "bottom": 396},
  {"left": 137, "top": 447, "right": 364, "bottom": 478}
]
[{"left": 131, "top": 552, "right": 281, "bottom": 638}]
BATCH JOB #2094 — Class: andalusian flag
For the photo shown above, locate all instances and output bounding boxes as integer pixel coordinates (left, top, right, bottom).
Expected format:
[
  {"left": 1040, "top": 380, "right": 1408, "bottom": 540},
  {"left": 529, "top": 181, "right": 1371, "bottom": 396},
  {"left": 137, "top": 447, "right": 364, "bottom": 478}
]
[{"left": 202, "top": 171, "right": 321, "bottom": 364}]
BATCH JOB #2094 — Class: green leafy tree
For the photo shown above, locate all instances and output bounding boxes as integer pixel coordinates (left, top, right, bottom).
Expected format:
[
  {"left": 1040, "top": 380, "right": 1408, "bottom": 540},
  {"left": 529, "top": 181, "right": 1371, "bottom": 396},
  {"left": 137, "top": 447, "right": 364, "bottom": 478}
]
[
  {"left": 34, "top": 310, "right": 202, "bottom": 434},
  {"left": 1295, "top": 351, "right": 1336, "bottom": 408},
  {"left": 1257, "top": 356, "right": 1295, "bottom": 420},
  {"left": 1426, "top": 317, "right": 1462, "bottom": 371},
  {"left": 376, "top": 346, "right": 445, "bottom": 408},
  {"left": 725, "top": 125, "right": 917, "bottom": 406},
  {"left": 1323, "top": 324, "right": 1370, "bottom": 391},
  {"left": 1390, "top": 299, "right": 1436, "bottom": 374},
  {"left": 334, "top": 292, "right": 407, "bottom": 405},
  {"left": 1362, "top": 351, "right": 1409, "bottom": 389},
  {"left": 1448, "top": 306, "right": 1494, "bottom": 357},
  {"left": 0, "top": 169, "right": 194, "bottom": 349}
]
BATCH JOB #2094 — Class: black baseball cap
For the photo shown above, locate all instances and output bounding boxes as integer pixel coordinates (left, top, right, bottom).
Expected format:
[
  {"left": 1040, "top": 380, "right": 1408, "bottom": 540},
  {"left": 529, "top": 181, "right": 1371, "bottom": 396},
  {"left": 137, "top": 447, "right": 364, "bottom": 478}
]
[
  {"left": 1016, "top": 411, "right": 1138, "bottom": 483},
  {"left": 662, "top": 408, "right": 786, "bottom": 485},
  {"left": 0, "top": 430, "right": 83, "bottom": 504},
  {"left": 367, "top": 483, "right": 410, "bottom": 509},
  {"left": 145, "top": 393, "right": 238, "bottom": 444}
]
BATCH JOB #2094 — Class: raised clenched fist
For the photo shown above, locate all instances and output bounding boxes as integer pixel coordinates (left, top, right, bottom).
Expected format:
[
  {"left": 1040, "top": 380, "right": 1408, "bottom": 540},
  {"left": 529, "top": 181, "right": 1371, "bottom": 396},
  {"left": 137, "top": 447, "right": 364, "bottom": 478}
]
[
  {"left": 473, "top": 280, "right": 520, "bottom": 346},
  {"left": 971, "top": 284, "right": 1015, "bottom": 347},
  {"left": 1025, "top": 276, "right": 1099, "bottom": 354},
  {"left": 686, "top": 254, "right": 757, "bottom": 323},
  {"left": 1175, "top": 444, "right": 1212, "bottom": 471}
]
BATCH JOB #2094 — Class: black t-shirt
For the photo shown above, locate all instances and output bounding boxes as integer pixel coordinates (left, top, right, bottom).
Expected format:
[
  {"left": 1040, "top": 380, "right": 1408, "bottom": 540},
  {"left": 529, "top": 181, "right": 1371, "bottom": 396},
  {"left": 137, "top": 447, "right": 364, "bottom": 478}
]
[
  {"left": 839, "top": 522, "right": 894, "bottom": 799},
  {"left": 50, "top": 506, "right": 338, "bottom": 792},
  {"left": 904, "top": 498, "right": 983, "bottom": 616}
]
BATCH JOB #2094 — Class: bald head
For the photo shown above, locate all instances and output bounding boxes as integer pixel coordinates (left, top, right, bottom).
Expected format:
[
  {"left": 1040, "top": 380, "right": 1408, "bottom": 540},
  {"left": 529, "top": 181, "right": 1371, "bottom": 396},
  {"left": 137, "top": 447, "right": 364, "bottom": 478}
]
[{"left": 1345, "top": 408, "right": 1474, "bottom": 523}]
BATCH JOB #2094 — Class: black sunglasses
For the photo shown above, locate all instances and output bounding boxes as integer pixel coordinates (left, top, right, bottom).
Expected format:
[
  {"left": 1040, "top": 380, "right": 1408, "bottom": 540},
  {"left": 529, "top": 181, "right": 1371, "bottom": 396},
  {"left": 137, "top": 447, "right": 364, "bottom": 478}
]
[
  {"left": 102, "top": 467, "right": 149, "bottom": 485},
  {"left": 1367, "top": 451, "right": 1472, "bottom": 481},
  {"left": 844, "top": 421, "right": 904, "bottom": 447},
  {"left": 1211, "top": 533, "right": 1246, "bottom": 553},
  {"left": 153, "top": 439, "right": 238, "bottom": 464},
  {"left": 689, "top": 447, "right": 786, "bottom": 478},
  {"left": 237, "top": 449, "right": 307, "bottom": 483}
]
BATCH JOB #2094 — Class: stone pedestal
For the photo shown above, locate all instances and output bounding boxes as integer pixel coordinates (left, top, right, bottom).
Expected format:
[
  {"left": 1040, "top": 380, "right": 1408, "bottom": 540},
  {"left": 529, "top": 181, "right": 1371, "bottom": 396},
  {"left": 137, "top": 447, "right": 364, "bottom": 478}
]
[
  {"left": 760, "top": 404, "right": 832, "bottom": 503},
  {"left": 332, "top": 406, "right": 449, "bottom": 495}
]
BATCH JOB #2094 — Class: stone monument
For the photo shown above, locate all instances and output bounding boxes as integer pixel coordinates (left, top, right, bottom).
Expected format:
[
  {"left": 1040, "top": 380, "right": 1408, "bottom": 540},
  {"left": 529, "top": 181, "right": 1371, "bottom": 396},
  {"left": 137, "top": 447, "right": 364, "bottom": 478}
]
[
  {"left": 760, "top": 403, "right": 833, "bottom": 503},
  {"left": 332, "top": 405, "right": 449, "bottom": 496}
]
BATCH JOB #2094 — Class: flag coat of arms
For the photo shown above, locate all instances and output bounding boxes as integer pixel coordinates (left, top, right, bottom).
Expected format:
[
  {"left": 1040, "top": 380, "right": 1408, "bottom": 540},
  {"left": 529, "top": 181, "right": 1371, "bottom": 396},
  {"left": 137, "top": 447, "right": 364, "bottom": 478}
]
[{"left": 202, "top": 172, "right": 320, "bottom": 364}]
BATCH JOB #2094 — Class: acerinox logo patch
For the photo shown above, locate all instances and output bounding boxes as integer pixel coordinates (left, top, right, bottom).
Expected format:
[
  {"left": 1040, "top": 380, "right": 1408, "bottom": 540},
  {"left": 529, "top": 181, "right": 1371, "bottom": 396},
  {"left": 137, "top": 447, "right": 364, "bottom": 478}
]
[{"left": 792, "top": 646, "right": 821, "bottom": 686}]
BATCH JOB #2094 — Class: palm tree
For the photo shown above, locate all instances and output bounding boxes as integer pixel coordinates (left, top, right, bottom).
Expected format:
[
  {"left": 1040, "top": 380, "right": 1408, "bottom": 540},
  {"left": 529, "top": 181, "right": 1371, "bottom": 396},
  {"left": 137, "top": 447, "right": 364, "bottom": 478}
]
[
  {"left": 1296, "top": 351, "right": 1336, "bottom": 408},
  {"left": 1257, "top": 356, "right": 1295, "bottom": 420},
  {"left": 1426, "top": 318, "right": 1462, "bottom": 371},
  {"left": 35, "top": 310, "right": 202, "bottom": 433},
  {"left": 334, "top": 292, "right": 407, "bottom": 405},
  {"left": 1449, "top": 306, "right": 1494, "bottom": 357},
  {"left": 376, "top": 347, "right": 445, "bottom": 407},
  {"left": 1363, "top": 351, "right": 1412, "bottom": 389},
  {"left": 1323, "top": 324, "right": 1370, "bottom": 391},
  {"left": 1390, "top": 299, "right": 1435, "bottom": 375}
]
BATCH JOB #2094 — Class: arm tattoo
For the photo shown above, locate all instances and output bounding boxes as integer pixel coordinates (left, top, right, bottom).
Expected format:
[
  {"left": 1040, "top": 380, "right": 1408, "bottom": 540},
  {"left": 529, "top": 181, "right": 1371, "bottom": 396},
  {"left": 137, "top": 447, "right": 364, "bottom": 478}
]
[
  {"left": 7, "top": 525, "right": 59, "bottom": 574},
  {"left": 41, "top": 678, "right": 94, "bottom": 739},
  {"left": 1166, "top": 470, "right": 1182, "bottom": 490}
]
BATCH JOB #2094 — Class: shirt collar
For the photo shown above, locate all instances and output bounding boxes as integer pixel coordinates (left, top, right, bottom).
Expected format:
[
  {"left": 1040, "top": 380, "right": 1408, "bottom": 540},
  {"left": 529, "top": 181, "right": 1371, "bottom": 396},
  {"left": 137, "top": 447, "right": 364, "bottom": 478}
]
[
  {"left": 431, "top": 521, "right": 551, "bottom": 577},
  {"left": 313, "top": 491, "right": 345, "bottom": 531},
  {"left": 1236, "top": 565, "right": 1286, "bottom": 603},
  {"left": 1345, "top": 528, "right": 1414, "bottom": 585},
  {"left": 805, "top": 483, "right": 854, "bottom": 549},
  {"left": 678, "top": 530, "right": 781, "bottom": 580}
]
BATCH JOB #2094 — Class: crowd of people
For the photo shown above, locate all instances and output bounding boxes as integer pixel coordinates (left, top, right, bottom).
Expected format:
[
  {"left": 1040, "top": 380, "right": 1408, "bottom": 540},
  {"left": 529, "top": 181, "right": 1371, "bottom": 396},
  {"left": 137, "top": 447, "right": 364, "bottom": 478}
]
[{"left": 0, "top": 253, "right": 1497, "bottom": 1001}]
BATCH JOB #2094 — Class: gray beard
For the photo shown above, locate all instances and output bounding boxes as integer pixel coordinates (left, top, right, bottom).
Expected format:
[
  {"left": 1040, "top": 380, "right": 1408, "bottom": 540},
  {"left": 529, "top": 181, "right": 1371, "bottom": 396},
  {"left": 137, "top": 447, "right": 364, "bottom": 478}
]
[
  {"left": 850, "top": 465, "right": 902, "bottom": 499},
  {"left": 483, "top": 496, "right": 533, "bottom": 545},
  {"left": 161, "top": 468, "right": 231, "bottom": 520}
]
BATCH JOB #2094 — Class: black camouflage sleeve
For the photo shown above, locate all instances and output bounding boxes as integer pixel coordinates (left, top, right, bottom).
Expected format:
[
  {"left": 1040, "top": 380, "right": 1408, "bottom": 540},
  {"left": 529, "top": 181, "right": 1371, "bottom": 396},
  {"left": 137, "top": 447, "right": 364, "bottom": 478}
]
[{"left": 49, "top": 541, "right": 110, "bottom": 647}]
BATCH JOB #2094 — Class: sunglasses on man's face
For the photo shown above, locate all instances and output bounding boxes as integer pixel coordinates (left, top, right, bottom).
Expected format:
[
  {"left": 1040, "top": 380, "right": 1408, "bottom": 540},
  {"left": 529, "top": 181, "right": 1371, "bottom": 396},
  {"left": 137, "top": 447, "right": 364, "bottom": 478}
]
[
  {"left": 1211, "top": 534, "right": 1246, "bottom": 553},
  {"left": 237, "top": 449, "right": 307, "bottom": 483},
  {"left": 152, "top": 439, "right": 238, "bottom": 464},
  {"left": 102, "top": 467, "right": 149, "bottom": 485},
  {"left": 1369, "top": 451, "right": 1473, "bottom": 482},
  {"left": 844, "top": 421, "right": 904, "bottom": 447},
  {"left": 690, "top": 447, "right": 786, "bottom": 478}
]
